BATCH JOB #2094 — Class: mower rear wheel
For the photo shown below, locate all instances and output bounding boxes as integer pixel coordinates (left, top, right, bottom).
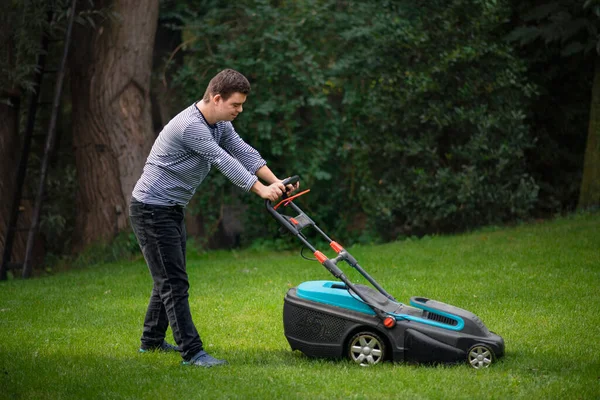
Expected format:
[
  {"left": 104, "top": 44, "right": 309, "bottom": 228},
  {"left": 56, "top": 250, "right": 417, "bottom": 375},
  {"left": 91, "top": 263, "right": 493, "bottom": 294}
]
[
  {"left": 467, "top": 344, "right": 494, "bottom": 369},
  {"left": 348, "top": 331, "right": 386, "bottom": 366}
]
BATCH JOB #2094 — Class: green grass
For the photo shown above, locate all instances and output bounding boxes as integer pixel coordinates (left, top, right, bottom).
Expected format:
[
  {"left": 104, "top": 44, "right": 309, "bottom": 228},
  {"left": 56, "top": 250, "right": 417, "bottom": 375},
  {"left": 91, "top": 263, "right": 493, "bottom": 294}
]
[{"left": 1, "top": 213, "right": 599, "bottom": 399}]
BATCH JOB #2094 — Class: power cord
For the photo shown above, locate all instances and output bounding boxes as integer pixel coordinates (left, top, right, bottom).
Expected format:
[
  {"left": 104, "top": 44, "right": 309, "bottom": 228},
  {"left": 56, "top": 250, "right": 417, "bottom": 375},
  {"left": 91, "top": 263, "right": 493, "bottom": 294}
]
[{"left": 300, "top": 246, "right": 317, "bottom": 261}]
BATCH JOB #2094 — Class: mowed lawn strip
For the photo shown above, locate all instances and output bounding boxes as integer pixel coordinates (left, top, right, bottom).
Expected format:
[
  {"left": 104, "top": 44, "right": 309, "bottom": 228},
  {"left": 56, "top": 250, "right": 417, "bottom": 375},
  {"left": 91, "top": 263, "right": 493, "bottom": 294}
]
[{"left": 1, "top": 213, "right": 598, "bottom": 399}]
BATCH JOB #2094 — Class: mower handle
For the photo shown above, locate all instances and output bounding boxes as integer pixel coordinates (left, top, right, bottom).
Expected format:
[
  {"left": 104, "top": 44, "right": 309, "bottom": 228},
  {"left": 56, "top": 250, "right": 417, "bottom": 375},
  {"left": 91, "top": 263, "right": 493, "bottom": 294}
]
[
  {"left": 264, "top": 174, "right": 398, "bottom": 322},
  {"left": 281, "top": 175, "right": 300, "bottom": 189}
]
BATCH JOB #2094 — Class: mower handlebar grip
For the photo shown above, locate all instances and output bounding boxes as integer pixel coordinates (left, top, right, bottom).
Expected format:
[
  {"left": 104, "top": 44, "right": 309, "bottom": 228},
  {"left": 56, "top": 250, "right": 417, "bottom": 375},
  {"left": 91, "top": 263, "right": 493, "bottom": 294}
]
[
  {"left": 281, "top": 175, "right": 300, "bottom": 187},
  {"left": 264, "top": 175, "right": 300, "bottom": 209}
]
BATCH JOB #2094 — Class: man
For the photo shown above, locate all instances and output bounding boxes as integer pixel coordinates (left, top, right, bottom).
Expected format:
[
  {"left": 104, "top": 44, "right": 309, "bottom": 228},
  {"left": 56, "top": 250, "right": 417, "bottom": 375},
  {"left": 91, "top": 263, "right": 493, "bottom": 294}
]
[{"left": 129, "top": 69, "right": 298, "bottom": 367}]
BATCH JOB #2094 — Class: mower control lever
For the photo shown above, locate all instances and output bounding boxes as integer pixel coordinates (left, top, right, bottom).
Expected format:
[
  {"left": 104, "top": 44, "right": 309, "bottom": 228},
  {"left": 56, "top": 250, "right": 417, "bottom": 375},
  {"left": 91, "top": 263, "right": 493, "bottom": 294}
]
[
  {"left": 265, "top": 175, "right": 308, "bottom": 238},
  {"left": 265, "top": 175, "right": 305, "bottom": 209},
  {"left": 281, "top": 175, "right": 300, "bottom": 187},
  {"left": 264, "top": 175, "right": 300, "bottom": 209},
  {"left": 279, "top": 175, "right": 300, "bottom": 200}
]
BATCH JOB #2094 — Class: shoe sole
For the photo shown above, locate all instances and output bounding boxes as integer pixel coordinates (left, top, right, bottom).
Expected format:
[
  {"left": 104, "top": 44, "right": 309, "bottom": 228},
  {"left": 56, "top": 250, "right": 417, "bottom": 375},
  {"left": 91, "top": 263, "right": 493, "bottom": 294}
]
[{"left": 181, "top": 361, "right": 227, "bottom": 367}]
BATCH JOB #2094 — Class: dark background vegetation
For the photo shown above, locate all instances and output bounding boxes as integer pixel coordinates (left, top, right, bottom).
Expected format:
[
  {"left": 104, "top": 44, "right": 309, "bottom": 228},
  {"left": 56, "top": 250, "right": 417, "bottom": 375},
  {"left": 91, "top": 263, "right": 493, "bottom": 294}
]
[{"left": 1, "top": 0, "right": 598, "bottom": 273}]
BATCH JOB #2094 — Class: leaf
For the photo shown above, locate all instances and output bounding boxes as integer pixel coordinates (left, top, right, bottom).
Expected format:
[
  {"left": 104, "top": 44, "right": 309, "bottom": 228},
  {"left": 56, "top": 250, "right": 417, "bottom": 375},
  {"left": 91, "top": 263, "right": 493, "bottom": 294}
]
[
  {"left": 560, "top": 18, "right": 589, "bottom": 43},
  {"left": 75, "top": 15, "right": 86, "bottom": 26},
  {"left": 561, "top": 41, "right": 585, "bottom": 56},
  {"left": 505, "top": 26, "right": 542, "bottom": 45},
  {"left": 522, "top": 2, "right": 561, "bottom": 22},
  {"left": 314, "top": 170, "right": 332, "bottom": 180},
  {"left": 540, "top": 23, "right": 564, "bottom": 44},
  {"left": 86, "top": 15, "right": 96, "bottom": 29},
  {"left": 583, "top": 0, "right": 600, "bottom": 10}
]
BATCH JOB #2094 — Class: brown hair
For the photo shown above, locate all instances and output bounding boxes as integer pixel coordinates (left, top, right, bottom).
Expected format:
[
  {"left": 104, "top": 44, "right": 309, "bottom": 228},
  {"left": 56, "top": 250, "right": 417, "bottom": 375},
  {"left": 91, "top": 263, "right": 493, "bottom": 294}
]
[{"left": 202, "top": 69, "right": 251, "bottom": 102}]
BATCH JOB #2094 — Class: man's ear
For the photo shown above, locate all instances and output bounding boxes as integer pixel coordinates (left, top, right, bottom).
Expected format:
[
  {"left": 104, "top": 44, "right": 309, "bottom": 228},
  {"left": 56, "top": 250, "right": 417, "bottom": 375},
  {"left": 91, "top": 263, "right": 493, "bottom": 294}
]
[{"left": 213, "top": 94, "right": 222, "bottom": 105}]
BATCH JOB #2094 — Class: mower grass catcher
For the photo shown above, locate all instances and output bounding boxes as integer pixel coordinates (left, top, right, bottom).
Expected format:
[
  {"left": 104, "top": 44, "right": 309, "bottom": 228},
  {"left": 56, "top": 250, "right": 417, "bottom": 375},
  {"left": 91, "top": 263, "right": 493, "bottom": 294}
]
[{"left": 267, "top": 176, "right": 504, "bottom": 368}]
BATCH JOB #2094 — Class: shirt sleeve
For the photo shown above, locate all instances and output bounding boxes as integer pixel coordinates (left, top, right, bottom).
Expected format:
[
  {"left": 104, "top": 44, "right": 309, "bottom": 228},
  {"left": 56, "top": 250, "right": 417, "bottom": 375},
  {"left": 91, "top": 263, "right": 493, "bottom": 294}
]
[
  {"left": 219, "top": 122, "right": 267, "bottom": 174},
  {"left": 182, "top": 123, "right": 258, "bottom": 192}
]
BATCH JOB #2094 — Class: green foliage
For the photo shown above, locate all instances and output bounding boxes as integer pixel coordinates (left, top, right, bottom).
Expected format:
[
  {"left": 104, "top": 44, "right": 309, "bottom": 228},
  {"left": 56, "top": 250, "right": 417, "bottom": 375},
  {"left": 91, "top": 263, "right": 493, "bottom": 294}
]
[
  {"left": 41, "top": 229, "right": 140, "bottom": 274},
  {"left": 0, "top": 0, "right": 98, "bottom": 100},
  {"left": 337, "top": 1, "right": 539, "bottom": 238},
  {"left": 506, "top": 0, "right": 600, "bottom": 56},
  {"left": 38, "top": 159, "right": 77, "bottom": 255},
  {"left": 70, "top": 229, "right": 140, "bottom": 269},
  {"left": 507, "top": 0, "right": 597, "bottom": 213},
  {"left": 1, "top": 0, "right": 120, "bottom": 267},
  {"left": 167, "top": 0, "right": 360, "bottom": 244},
  {"left": 164, "top": 0, "right": 538, "bottom": 245},
  {"left": 0, "top": 0, "right": 50, "bottom": 100}
]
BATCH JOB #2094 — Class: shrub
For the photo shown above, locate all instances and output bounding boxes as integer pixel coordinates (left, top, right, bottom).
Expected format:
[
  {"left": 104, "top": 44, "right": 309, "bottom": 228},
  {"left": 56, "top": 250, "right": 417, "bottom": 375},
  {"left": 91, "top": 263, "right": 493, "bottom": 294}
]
[{"left": 167, "top": 0, "right": 539, "bottom": 244}]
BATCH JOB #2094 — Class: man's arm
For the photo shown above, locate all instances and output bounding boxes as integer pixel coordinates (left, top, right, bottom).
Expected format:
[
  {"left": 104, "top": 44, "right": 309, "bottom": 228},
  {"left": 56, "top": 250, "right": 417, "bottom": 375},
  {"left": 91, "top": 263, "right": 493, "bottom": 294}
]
[
  {"left": 220, "top": 124, "right": 299, "bottom": 194},
  {"left": 220, "top": 124, "right": 267, "bottom": 174},
  {"left": 182, "top": 124, "right": 258, "bottom": 192},
  {"left": 252, "top": 165, "right": 288, "bottom": 201},
  {"left": 255, "top": 165, "right": 278, "bottom": 184}
]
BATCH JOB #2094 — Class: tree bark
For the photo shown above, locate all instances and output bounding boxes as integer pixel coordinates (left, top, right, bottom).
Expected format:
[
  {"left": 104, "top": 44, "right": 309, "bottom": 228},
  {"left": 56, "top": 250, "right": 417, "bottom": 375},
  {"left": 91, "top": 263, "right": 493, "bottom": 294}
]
[
  {"left": 69, "top": 0, "right": 158, "bottom": 251},
  {"left": 578, "top": 55, "right": 600, "bottom": 210},
  {"left": 0, "top": 98, "right": 21, "bottom": 257}
]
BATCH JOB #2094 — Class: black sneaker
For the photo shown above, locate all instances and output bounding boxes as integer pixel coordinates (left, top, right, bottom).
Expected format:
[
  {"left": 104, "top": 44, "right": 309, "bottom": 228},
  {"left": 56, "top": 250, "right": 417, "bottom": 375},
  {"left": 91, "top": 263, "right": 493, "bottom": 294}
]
[
  {"left": 139, "top": 340, "right": 180, "bottom": 353},
  {"left": 181, "top": 350, "right": 227, "bottom": 368}
]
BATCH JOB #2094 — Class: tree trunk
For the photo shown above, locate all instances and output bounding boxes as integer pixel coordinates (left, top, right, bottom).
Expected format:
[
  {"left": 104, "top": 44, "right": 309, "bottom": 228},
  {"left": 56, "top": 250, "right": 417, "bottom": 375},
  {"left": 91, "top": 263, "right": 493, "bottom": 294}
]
[
  {"left": 578, "top": 55, "right": 600, "bottom": 210},
  {"left": 69, "top": 0, "right": 158, "bottom": 251},
  {"left": 0, "top": 98, "right": 21, "bottom": 257},
  {"left": 1, "top": 4, "right": 48, "bottom": 275}
]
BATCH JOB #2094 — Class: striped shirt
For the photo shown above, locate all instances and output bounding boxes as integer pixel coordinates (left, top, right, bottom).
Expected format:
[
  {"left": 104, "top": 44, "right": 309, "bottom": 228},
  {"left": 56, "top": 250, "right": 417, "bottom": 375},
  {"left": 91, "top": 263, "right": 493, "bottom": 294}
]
[{"left": 132, "top": 103, "right": 266, "bottom": 206}]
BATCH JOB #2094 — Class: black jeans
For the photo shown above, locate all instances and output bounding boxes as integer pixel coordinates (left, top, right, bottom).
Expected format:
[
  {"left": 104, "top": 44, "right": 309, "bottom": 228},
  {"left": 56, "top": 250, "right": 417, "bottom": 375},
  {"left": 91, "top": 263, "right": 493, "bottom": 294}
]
[{"left": 129, "top": 198, "right": 203, "bottom": 360}]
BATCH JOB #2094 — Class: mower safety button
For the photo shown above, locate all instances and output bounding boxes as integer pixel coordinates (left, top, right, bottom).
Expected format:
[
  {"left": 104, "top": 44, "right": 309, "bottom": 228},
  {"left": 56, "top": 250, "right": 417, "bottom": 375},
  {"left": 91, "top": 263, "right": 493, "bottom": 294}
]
[{"left": 383, "top": 316, "right": 396, "bottom": 328}]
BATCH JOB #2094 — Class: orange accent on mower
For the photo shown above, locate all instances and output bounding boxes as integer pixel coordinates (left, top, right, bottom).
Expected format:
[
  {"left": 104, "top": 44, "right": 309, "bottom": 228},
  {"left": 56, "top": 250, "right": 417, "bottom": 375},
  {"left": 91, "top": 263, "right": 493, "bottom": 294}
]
[
  {"left": 273, "top": 189, "right": 311, "bottom": 210},
  {"left": 330, "top": 241, "right": 344, "bottom": 253},
  {"left": 314, "top": 251, "right": 328, "bottom": 264},
  {"left": 383, "top": 316, "right": 397, "bottom": 329}
]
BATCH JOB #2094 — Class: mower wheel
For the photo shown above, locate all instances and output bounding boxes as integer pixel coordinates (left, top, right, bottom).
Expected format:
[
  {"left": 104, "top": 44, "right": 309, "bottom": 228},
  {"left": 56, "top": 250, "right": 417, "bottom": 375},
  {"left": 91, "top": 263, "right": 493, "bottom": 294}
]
[
  {"left": 467, "top": 344, "right": 495, "bottom": 369},
  {"left": 348, "top": 331, "right": 386, "bottom": 367}
]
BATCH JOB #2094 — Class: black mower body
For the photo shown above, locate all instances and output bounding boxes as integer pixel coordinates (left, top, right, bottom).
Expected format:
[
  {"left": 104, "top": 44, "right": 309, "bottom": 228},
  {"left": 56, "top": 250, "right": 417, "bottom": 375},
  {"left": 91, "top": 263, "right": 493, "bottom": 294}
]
[{"left": 283, "top": 282, "right": 504, "bottom": 365}]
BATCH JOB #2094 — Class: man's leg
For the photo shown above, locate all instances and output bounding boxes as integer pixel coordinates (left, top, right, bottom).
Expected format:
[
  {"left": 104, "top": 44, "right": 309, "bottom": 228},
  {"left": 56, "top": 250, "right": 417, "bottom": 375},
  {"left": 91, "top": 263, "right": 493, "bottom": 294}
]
[
  {"left": 130, "top": 203, "right": 203, "bottom": 360},
  {"left": 130, "top": 202, "right": 175, "bottom": 351},
  {"left": 139, "top": 287, "right": 171, "bottom": 350}
]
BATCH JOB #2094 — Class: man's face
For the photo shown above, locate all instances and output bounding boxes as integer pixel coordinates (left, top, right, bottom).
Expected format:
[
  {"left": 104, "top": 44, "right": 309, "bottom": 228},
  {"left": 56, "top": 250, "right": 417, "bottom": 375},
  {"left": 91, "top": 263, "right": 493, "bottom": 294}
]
[{"left": 215, "top": 92, "right": 246, "bottom": 122}]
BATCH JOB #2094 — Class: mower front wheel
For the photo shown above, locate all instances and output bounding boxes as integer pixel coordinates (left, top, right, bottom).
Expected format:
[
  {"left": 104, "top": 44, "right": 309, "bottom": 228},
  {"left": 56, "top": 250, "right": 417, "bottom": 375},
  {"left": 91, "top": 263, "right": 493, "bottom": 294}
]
[
  {"left": 467, "top": 344, "right": 495, "bottom": 369},
  {"left": 348, "top": 331, "right": 386, "bottom": 367}
]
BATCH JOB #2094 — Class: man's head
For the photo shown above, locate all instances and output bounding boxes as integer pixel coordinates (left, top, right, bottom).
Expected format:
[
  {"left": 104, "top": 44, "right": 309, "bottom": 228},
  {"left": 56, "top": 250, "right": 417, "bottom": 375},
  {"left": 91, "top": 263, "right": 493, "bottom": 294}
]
[
  {"left": 201, "top": 69, "right": 250, "bottom": 122},
  {"left": 202, "top": 69, "right": 250, "bottom": 102}
]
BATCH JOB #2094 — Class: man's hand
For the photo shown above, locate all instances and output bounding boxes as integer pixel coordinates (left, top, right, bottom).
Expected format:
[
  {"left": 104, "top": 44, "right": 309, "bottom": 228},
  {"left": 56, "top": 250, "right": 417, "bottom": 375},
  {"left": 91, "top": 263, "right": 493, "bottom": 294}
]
[
  {"left": 281, "top": 178, "right": 300, "bottom": 196},
  {"left": 251, "top": 181, "right": 286, "bottom": 202},
  {"left": 255, "top": 167, "right": 300, "bottom": 197}
]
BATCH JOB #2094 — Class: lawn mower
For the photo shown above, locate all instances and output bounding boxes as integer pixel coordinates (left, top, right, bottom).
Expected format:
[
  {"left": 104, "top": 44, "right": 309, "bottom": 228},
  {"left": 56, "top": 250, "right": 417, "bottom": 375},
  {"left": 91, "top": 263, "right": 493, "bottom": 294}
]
[{"left": 266, "top": 176, "right": 504, "bottom": 368}]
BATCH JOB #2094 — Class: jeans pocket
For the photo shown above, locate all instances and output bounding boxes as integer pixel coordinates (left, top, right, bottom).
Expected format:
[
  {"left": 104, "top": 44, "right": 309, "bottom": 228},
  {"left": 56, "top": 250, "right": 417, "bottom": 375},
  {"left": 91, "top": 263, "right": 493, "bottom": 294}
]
[{"left": 130, "top": 205, "right": 150, "bottom": 248}]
